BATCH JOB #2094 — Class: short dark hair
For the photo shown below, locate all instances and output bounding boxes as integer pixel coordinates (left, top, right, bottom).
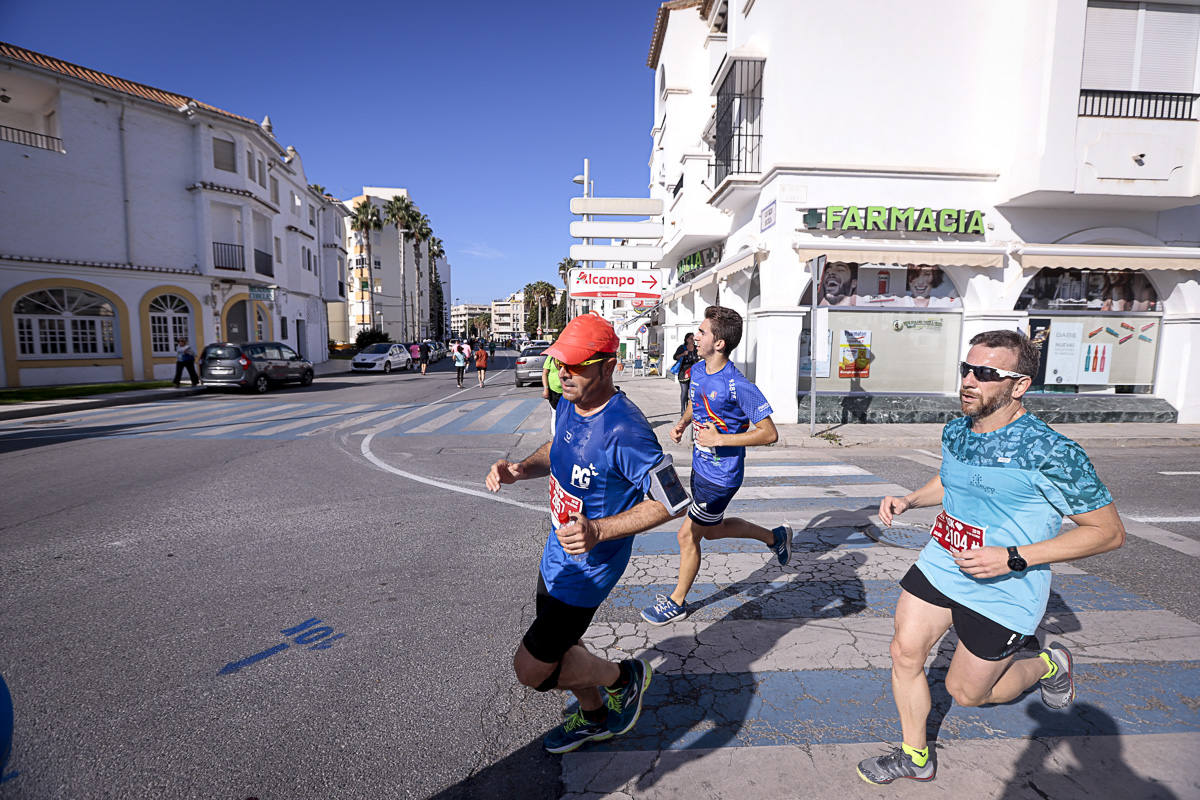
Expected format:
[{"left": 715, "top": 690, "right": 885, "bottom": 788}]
[
  {"left": 704, "top": 305, "right": 743, "bottom": 355},
  {"left": 969, "top": 329, "right": 1040, "bottom": 377}
]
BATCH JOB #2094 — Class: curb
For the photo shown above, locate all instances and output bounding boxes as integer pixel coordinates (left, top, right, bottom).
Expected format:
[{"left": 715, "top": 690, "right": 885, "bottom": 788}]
[{"left": 0, "top": 387, "right": 206, "bottom": 422}]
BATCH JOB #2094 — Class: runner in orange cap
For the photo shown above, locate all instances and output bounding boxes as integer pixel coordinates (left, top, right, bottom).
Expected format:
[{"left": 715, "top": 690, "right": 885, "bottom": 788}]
[{"left": 486, "top": 313, "right": 691, "bottom": 753}]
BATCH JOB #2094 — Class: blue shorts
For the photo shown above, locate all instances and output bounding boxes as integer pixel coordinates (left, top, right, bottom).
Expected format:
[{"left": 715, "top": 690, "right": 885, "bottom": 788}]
[{"left": 688, "top": 472, "right": 740, "bottom": 527}]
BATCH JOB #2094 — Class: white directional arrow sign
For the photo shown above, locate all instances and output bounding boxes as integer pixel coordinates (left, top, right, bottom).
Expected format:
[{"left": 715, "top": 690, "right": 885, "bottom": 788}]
[
  {"left": 569, "top": 244, "right": 664, "bottom": 263},
  {"left": 568, "top": 267, "right": 666, "bottom": 300},
  {"left": 569, "top": 220, "right": 664, "bottom": 239}
]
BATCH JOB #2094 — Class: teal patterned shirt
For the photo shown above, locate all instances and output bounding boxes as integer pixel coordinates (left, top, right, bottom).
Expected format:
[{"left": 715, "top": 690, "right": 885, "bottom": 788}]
[{"left": 915, "top": 413, "right": 1114, "bottom": 634}]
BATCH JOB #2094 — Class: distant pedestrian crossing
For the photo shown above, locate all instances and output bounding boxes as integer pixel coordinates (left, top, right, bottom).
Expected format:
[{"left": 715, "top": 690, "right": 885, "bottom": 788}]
[
  {"left": 559, "top": 453, "right": 1200, "bottom": 797},
  {"left": 0, "top": 396, "right": 555, "bottom": 442}
]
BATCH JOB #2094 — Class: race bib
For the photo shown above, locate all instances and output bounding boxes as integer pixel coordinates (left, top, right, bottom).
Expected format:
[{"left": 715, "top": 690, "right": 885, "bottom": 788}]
[
  {"left": 930, "top": 509, "right": 986, "bottom": 552},
  {"left": 549, "top": 473, "right": 583, "bottom": 528},
  {"left": 692, "top": 420, "right": 714, "bottom": 454}
]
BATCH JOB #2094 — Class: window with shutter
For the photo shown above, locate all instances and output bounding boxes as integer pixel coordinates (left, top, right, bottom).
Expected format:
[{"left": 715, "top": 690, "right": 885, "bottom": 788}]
[{"left": 1139, "top": 3, "right": 1200, "bottom": 93}]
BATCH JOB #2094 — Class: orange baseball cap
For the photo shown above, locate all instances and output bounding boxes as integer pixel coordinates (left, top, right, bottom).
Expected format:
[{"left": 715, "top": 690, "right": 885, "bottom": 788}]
[{"left": 544, "top": 313, "right": 620, "bottom": 365}]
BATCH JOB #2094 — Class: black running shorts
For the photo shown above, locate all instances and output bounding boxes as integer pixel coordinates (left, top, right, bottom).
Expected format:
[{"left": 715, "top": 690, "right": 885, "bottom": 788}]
[
  {"left": 521, "top": 574, "right": 599, "bottom": 664},
  {"left": 900, "top": 565, "right": 1034, "bottom": 661}
]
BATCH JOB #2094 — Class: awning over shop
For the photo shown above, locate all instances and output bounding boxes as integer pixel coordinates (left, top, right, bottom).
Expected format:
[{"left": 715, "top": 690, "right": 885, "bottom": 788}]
[
  {"left": 660, "top": 247, "right": 763, "bottom": 302},
  {"left": 1017, "top": 244, "right": 1200, "bottom": 271},
  {"left": 792, "top": 241, "right": 1006, "bottom": 268}
]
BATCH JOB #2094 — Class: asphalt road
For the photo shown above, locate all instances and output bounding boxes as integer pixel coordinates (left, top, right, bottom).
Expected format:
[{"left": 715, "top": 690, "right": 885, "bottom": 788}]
[
  {"left": 2, "top": 354, "right": 1197, "bottom": 798},
  {"left": 0, "top": 351, "right": 565, "bottom": 799}
]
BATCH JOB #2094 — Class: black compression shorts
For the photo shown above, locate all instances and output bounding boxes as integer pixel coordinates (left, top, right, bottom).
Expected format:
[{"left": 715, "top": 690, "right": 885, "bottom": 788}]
[
  {"left": 900, "top": 565, "right": 1034, "bottom": 661},
  {"left": 521, "top": 574, "right": 599, "bottom": 664}
]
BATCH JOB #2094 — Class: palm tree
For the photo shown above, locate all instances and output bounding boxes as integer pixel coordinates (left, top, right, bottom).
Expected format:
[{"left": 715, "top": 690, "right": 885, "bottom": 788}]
[
  {"left": 349, "top": 199, "right": 382, "bottom": 332},
  {"left": 382, "top": 195, "right": 415, "bottom": 339},
  {"left": 557, "top": 257, "right": 577, "bottom": 321},
  {"left": 471, "top": 313, "right": 491, "bottom": 339},
  {"left": 410, "top": 212, "right": 432, "bottom": 337},
  {"left": 426, "top": 236, "right": 446, "bottom": 337}
]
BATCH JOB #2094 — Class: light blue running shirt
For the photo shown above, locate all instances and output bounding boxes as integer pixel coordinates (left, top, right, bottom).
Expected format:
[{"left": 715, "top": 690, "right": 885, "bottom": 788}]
[{"left": 915, "top": 413, "right": 1113, "bottom": 635}]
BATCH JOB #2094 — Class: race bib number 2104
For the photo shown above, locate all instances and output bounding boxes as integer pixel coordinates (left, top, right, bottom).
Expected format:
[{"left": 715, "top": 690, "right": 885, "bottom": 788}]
[
  {"left": 549, "top": 474, "right": 583, "bottom": 528},
  {"left": 930, "top": 510, "right": 985, "bottom": 552}
]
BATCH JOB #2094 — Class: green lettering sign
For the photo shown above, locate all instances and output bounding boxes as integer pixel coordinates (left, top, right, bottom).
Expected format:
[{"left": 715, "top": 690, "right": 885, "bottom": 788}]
[
  {"left": 914, "top": 207, "right": 937, "bottom": 232},
  {"left": 938, "top": 209, "right": 957, "bottom": 233},
  {"left": 866, "top": 206, "right": 887, "bottom": 231},
  {"left": 843, "top": 206, "right": 865, "bottom": 231},
  {"left": 891, "top": 207, "right": 915, "bottom": 230},
  {"left": 822, "top": 205, "right": 985, "bottom": 235},
  {"left": 825, "top": 206, "right": 845, "bottom": 230},
  {"left": 965, "top": 210, "right": 985, "bottom": 235}
]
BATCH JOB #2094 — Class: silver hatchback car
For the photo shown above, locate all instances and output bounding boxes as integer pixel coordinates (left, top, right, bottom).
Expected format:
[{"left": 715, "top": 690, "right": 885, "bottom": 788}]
[
  {"left": 514, "top": 345, "right": 549, "bottom": 386},
  {"left": 200, "top": 341, "right": 314, "bottom": 393}
]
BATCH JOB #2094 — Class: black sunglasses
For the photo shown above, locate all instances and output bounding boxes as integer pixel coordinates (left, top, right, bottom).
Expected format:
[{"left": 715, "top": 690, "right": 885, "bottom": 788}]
[{"left": 959, "top": 361, "right": 1029, "bottom": 382}]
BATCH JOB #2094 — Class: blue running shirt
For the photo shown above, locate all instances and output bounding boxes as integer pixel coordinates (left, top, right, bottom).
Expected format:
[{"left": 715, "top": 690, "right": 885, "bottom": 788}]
[
  {"left": 688, "top": 360, "right": 773, "bottom": 487},
  {"left": 916, "top": 414, "right": 1113, "bottom": 635},
  {"left": 542, "top": 392, "right": 665, "bottom": 607}
]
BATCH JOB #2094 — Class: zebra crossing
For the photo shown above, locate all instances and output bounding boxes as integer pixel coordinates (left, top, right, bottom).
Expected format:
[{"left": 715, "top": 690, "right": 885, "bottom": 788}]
[
  {"left": 0, "top": 395, "right": 555, "bottom": 442},
  {"left": 560, "top": 454, "right": 1200, "bottom": 798}
]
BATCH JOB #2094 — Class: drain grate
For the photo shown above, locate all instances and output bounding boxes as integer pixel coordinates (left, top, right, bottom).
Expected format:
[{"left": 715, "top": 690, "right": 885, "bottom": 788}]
[{"left": 867, "top": 522, "right": 930, "bottom": 550}]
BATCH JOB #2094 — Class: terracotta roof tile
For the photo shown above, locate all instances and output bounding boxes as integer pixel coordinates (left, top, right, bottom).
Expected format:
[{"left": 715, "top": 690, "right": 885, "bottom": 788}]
[
  {"left": 647, "top": 0, "right": 702, "bottom": 69},
  {"left": 0, "top": 41, "right": 258, "bottom": 126}
]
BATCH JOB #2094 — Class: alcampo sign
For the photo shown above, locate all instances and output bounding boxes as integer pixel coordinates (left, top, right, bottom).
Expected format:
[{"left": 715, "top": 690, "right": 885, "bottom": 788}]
[{"left": 825, "top": 206, "right": 985, "bottom": 235}]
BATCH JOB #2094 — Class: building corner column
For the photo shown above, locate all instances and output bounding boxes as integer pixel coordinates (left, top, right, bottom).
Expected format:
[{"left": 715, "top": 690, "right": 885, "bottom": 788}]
[{"left": 749, "top": 306, "right": 807, "bottom": 424}]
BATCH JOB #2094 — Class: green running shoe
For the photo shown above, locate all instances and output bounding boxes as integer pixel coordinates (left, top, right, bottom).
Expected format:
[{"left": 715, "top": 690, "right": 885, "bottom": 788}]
[
  {"left": 857, "top": 747, "right": 936, "bottom": 784},
  {"left": 1038, "top": 642, "right": 1075, "bottom": 710},
  {"left": 543, "top": 710, "right": 613, "bottom": 754},
  {"left": 605, "top": 658, "right": 652, "bottom": 736}
]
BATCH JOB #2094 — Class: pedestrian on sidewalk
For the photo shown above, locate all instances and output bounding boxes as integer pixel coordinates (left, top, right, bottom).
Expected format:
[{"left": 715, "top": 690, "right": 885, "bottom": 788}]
[
  {"left": 671, "top": 333, "right": 701, "bottom": 415},
  {"left": 453, "top": 345, "right": 467, "bottom": 388},
  {"left": 419, "top": 341, "right": 430, "bottom": 375},
  {"left": 173, "top": 337, "right": 199, "bottom": 387},
  {"left": 475, "top": 345, "right": 489, "bottom": 388},
  {"left": 489, "top": 340, "right": 495, "bottom": 359},
  {"left": 857, "top": 329, "right": 1126, "bottom": 786},
  {"left": 542, "top": 353, "right": 562, "bottom": 410},
  {"left": 641, "top": 306, "right": 792, "bottom": 626},
  {"left": 485, "top": 313, "right": 688, "bottom": 754}
]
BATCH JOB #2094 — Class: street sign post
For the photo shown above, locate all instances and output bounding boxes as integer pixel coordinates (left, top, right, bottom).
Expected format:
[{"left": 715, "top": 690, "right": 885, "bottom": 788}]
[{"left": 568, "top": 267, "right": 666, "bottom": 300}]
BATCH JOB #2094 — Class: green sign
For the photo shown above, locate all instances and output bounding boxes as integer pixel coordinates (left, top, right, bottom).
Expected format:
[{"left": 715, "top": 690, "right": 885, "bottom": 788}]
[
  {"left": 676, "top": 244, "right": 723, "bottom": 281},
  {"left": 248, "top": 286, "right": 274, "bottom": 301},
  {"left": 361, "top": 279, "right": 369, "bottom": 291},
  {"left": 824, "top": 206, "right": 985, "bottom": 235}
]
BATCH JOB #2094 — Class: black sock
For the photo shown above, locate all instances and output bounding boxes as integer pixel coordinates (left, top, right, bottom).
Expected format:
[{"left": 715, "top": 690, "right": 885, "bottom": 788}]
[
  {"left": 582, "top": 706, "right": 607, "bottom": 724},
  {"left": 607, "top": 660, "right": 632, "bottom": 691}
]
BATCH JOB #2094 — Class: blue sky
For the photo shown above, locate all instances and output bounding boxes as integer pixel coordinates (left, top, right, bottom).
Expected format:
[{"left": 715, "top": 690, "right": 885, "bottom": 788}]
[{"left": 5, "top": 0, "right": 662, "bottom": 304}]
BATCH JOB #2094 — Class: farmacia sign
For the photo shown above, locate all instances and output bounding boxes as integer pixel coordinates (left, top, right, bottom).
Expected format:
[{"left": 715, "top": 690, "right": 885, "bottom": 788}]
[{"left": 824, "top": 206, "right": 985, "bottom": 235}]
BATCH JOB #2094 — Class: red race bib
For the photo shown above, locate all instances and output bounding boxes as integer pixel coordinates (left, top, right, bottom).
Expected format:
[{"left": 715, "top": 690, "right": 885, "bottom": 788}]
[
  {"left": 930, "top": 510, "right": 986, "bottom": 552},
  {"left": 549, "top": 474, "right": 583, "bottom": 527}
]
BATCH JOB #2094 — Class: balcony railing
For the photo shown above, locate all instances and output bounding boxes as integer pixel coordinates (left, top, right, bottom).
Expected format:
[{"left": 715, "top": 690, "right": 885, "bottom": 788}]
[
  {"left": 254, "top": 248, "right": 273, "bottom": 277},
  {"left": 713, "top": 59, "right": 764, "bottom": 184},
  {"left": 1079, "top": 89, "right": 1199, "bottom": 121},
  {"left": 0, "top": 124, "right": 63, "bottom": 152},
  {"left": 213, "top": 242, "right": 245, "bottom": 270}
]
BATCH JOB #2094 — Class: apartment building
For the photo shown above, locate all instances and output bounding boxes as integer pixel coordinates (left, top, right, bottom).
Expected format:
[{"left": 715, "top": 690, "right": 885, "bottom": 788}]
[
  {"left": 450, "top": 303, "right": 490, "bottom": 338},
  {"left": 0, "top": 42, "right": 346, "bottom": 387},
  {"left": 647, "top": 0, "right": 1200, "bottom": 423},
  {"left": 490, "top": 291, "right": 527, "bottom": 342}
]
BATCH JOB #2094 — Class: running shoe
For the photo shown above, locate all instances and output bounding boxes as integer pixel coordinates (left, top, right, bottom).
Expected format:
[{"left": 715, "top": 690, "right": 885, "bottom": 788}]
[
  {"left": 856, "top": 747, "right": 936, "bottom": 784},
  {"left": 606, "top": 658, "right": 652, "bottom": 736},
  {"left": 543, "top": 710, "right": 613, "bottom": 754},
  {"left": 769, "top": 524, "right": 793, "bottom": 567},
  {"left": 1038, "top": 642, "right": 1075, "bottom": 709},
  {"left": 640, "top": 594, "right": 687, "bottom": 625}
]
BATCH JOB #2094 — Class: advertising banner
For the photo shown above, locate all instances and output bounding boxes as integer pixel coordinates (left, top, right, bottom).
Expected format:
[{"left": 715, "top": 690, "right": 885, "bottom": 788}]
[
  {"left": 838, "top": 329, "right": 872, "bottom": 378},
  {"left": 568, "top": 268, "right": 665, "bottom": 300}
]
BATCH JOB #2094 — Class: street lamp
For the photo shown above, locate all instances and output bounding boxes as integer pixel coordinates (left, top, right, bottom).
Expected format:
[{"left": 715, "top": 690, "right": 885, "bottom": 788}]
[{"left": 569, "top": 158, "right": 593, "bottom": 322}]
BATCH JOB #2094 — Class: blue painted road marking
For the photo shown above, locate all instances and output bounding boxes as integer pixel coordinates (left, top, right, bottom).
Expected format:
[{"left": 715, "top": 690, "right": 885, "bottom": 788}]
[
  {"left": 219, "top": 618, "right": 347, "bottom": 675},
  {"left": 218, "top": 643, "right": 290, "bottom": 676}
]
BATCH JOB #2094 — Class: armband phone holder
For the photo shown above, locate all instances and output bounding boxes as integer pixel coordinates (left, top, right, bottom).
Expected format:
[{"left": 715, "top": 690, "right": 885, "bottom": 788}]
[{"left": 648, "top": 454, "right": 691, "bottom": 515}]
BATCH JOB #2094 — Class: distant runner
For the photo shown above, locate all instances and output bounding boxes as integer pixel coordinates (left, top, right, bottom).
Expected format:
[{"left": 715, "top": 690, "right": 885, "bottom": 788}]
[
  {"left": 486, "top": 313, "right": 689, "bottom": 753},
  {"left": 419, "top": 340, "right": 430, "bottom": 376},
  {"left": 475, "top": 345, "right": 488, "bottom": 388},
  {"left": 857, "top": 330, "right": 1125, "bottom": 785},
  {"left": 641, "top": 305, "right": 792, "bottom": 626}
]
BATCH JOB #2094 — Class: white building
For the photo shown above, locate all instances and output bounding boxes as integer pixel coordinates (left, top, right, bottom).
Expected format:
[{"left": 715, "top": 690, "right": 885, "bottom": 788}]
[
  {"left": 339, "top": 187, "right": 449, "bottom": 343},
  {"left": 491, "top": 291, "right": 527, "bottom": 341},
  {"left": 450, "top": 303, "right": 490, "bottom": 338},
  {"left": 0, "top": 42, "right": 346, "bottom": 387},
  {"left": 648, "top": 0, "right": 1200, "bottom": 423}
]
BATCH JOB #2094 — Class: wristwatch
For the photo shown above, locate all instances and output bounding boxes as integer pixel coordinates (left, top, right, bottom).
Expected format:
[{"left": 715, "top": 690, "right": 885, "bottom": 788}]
[{"left": 1006, "top": 546, "right": 1028, "bottom": 573}]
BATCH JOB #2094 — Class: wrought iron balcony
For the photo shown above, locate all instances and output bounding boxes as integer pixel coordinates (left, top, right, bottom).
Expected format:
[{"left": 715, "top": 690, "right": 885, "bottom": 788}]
[
  {"left": 1079, "top": 89, "right": 1199, "bottom": 121},
  {"left": 0, "top": 124, "right": 64, "bottom": 153},
  {"left": 254, "top": 248, "right": 273, "bottom": 277},
  {"left": 213, "top": 242, "right": 245, "bottom": 270}
]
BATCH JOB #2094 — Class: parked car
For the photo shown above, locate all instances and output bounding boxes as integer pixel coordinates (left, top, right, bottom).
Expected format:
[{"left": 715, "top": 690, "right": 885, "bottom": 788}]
[
  {"left": 515, "top": 345, "right": 549, "bottom": 386},
  {"left": 352, "top": 342, "right": 413, "bottom": 374},
  {"left": 528, "top": 339, "right": 551, "bottom": 348},
  {"left": 200, "top": 341, "right": 313, "bottom": 393}
]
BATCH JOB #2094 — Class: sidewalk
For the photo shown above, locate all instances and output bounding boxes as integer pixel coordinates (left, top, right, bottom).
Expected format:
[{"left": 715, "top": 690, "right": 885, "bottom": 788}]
[{"left": 614, "top": 373, "right": 1200, "bottom": 450}]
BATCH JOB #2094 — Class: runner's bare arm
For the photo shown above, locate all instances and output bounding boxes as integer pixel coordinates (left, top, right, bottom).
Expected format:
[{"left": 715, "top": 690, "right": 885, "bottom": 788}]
[
  {"left": 670, "top": 404, "right": 693, "bottom": 443},
  {"left": 696, "top": 415, "right": 778, "bottom": 448},
  {"left": 485, "top": 441, "right": 551, "bottom": 491},
  {"left": 555, "top": 499, "right": 680, "bottom": 555},
  {"left": 953, "top": 502, "right": 1126, "bottom": 579},
  {"left": 878, "top": 475, "right": 945, "bottom": 526}
]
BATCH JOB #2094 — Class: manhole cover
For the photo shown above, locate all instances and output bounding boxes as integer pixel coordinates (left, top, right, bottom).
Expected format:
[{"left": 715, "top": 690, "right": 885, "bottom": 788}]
[
  {"left": 868, "top": 522, "right": 930, "bottom": 550},
  {"left": 22, "top": 418, "right": 69, "bottom": 426}
]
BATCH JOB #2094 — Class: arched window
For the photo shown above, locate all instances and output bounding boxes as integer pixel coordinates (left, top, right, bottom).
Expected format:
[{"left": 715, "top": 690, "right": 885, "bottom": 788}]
[
  {"left": 255, "top": 305, "right": 267, "bottom": 341},
  {"left": 15, "top": 288, "right": 118, "bottom": 357},
  {"left": 1015, "top": 268, "right": 1159, "bottom": 312},
  {"left": 148, "top": 294, "right": 192, "bottom": 355}
]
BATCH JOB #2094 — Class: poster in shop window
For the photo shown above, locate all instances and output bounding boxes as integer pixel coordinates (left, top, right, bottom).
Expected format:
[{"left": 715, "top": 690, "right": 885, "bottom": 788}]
[
  {"left": 838, "top": 329, "right": 872, "bottom": 378},
  {"left": 1028, "top": 319, "right": 1082, "bottom": 386}
]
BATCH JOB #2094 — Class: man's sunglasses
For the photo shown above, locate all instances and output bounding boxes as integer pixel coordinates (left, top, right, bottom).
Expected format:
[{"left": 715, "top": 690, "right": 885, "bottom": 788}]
[
  {"left": 552, "top": 353, "right": 615, "bottom": 375},
  {"left": 959, "top": 361, "right": 1029, "bottom": 382}
]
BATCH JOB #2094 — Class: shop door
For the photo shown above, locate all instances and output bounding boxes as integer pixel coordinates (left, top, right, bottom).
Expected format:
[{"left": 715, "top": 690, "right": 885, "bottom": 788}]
[
  {"left": 227, "top": 300, "right": 249, "bottom": 343},
  {"left": 294, "top": 320, "right": 306, "bottom": 359}
]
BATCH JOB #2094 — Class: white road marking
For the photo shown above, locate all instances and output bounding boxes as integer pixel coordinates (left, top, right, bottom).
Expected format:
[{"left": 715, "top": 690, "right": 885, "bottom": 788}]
[
  {"left": 406, "top": 401, "right": 485, "bottom": 434},
  {"left": 1128, "top": 516, "right": 1200, "bottom": 524},
  {"left": 676, "top": 464, "right": 871, "bottom": 478},
  {"left": 1157, "top": 471, "right": 1200, "bottom": 476},
  {"left": 1122, "top": 519, "right": 1200, "bottom": 558}
]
